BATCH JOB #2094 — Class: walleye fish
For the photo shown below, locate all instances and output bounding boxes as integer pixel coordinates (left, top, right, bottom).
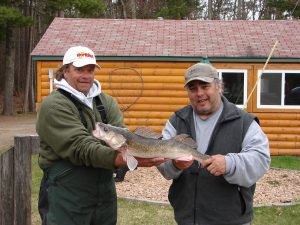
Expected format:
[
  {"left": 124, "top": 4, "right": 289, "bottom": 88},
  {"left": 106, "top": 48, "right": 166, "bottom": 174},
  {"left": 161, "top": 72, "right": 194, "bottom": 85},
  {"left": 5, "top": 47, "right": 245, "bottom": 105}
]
[{"left": 92, "top": 122, "right": 211, "bottom": 171}]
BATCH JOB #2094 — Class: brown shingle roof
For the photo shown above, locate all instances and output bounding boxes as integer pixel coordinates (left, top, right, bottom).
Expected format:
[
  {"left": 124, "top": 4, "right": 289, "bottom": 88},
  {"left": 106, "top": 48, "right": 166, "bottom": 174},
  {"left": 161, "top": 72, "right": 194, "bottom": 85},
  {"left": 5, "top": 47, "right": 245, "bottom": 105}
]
[{"left": 31, "top": 18, "right": 300, "bottom": 58}]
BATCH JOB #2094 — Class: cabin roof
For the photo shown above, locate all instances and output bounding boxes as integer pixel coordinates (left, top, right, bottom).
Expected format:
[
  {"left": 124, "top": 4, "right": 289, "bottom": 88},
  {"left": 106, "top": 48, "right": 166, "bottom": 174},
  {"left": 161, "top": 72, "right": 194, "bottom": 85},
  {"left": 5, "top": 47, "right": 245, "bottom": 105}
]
[{"left": 31, "top": 18, "right": 300, "bottom": 59}]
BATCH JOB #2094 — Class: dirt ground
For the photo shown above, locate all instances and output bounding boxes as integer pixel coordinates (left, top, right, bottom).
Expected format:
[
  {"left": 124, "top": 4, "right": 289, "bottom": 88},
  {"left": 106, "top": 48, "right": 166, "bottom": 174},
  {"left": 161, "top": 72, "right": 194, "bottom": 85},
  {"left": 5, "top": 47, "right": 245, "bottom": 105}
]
[
  {"left": 1, "top": 113, "right": 299, "bottom": 206},
  {"left": 0, "top": 113, "right": 37, "bottom": 151}
]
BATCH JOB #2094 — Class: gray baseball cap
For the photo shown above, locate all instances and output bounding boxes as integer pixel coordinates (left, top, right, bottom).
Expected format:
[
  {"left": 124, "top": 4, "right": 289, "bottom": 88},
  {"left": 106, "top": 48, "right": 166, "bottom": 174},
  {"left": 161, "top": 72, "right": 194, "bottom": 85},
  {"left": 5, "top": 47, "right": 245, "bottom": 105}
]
[{"left": 184, "top": 63, "right": 218, "bottom": 86}]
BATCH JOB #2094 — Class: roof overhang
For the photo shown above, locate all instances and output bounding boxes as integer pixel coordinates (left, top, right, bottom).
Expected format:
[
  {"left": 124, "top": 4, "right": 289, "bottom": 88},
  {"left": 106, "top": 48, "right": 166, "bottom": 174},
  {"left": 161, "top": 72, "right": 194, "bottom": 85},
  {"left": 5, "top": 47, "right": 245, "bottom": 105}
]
[{"left": 31, "top": 56, "right": 300, "bottom": 63}]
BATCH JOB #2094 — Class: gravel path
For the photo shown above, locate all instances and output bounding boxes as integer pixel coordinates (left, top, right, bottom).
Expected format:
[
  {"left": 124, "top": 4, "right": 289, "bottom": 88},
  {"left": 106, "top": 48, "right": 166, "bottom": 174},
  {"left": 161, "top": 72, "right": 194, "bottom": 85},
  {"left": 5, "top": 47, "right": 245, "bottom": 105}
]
[{"left": 116, "top": 167, "right": 300, "bottom": 206}]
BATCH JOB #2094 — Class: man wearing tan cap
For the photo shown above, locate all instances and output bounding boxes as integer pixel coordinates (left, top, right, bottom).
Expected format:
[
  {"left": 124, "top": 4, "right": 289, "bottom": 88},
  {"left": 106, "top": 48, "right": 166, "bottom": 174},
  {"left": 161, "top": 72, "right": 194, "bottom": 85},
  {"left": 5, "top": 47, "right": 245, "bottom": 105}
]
[
  {"left": 36, "top": 46, "right": 165, "bottom": 225},
  {"left": 158, "top": 63, "right": 270, "bottom": 225}
]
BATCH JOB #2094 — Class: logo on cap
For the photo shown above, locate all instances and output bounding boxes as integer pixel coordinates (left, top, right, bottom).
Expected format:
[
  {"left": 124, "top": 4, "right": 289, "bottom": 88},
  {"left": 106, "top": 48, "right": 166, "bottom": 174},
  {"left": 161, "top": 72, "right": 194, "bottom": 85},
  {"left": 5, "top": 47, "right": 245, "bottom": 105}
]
[{"left": 77, "top": 52, "right": 94, "bottom": 59}]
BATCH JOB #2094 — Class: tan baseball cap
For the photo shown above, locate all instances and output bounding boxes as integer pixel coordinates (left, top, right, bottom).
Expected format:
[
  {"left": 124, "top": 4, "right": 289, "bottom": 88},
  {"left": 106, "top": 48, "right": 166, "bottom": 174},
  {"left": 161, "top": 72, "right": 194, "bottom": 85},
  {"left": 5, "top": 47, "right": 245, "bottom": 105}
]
[{"left": 184, "top": 63, "right": 218, "bottom": 86}]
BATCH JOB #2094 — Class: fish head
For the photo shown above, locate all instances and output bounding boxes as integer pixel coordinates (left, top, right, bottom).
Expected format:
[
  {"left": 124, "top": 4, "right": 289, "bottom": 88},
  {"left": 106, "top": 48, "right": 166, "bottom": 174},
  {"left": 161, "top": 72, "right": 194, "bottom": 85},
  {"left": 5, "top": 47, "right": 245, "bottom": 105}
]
[{"left": 93, "top": 122, "right": 127, "bottom": 150}]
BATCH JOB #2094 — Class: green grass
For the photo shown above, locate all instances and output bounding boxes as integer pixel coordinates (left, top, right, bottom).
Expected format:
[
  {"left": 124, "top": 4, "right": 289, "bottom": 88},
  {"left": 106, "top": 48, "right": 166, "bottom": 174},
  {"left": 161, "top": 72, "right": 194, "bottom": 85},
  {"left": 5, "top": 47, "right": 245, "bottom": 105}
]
[
  {"left": 32, "top": 154, "right": 43, "bottom": 225},
  {"left": 32, "top": 155, "right": 300, "bottom": 225},
  {"left": 117, "top": 199, "right": 175, "bottom": 225},
  {"left": 253, "top": 204, "right": 300, "bottom": 225},
  {"left": 271, "top": 156, "right": 300, "bottom": 170}
]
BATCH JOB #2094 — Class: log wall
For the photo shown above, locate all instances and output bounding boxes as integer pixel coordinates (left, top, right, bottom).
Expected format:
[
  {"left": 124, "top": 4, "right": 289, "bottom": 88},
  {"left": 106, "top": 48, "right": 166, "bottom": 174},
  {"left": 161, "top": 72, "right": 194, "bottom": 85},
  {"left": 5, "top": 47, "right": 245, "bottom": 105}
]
[{"left": 36, "top": 61, "right": 300, "bottom": 156}]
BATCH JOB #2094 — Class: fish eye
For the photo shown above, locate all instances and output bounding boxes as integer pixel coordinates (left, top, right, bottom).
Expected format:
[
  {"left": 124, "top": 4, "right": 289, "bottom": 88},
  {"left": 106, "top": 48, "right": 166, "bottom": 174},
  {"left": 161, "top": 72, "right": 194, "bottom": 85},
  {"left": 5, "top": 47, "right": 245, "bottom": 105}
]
[{"left": 103, "top": 127, "right": 108, "bottom": 132}]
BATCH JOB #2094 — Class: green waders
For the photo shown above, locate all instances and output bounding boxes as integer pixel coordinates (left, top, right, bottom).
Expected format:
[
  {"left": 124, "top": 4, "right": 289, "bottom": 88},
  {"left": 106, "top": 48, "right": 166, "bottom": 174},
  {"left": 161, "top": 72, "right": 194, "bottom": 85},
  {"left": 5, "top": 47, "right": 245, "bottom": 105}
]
[{"left": 39, "top": 160, "right": 117, "bottom": 225}]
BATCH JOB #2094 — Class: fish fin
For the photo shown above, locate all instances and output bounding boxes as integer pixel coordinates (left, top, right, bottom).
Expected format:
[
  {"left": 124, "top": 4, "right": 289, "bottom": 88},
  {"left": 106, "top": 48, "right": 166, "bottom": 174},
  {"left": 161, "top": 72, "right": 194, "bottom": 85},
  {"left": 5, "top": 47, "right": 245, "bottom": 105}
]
[
  {"left": 133, "top": 126, "right": 162, "bottom": 139},
  {"left": 126, "top": 155, "right": 138, "bottom": 171},
  {"left": 173, "top": 134, "right": 198, "bottom": 148}
]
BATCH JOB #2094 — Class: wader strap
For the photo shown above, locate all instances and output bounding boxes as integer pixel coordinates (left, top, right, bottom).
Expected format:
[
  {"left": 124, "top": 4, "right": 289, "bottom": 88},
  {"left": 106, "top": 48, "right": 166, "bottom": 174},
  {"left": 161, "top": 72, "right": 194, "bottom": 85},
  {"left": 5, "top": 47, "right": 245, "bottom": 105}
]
[{"left": 57, "top": 89, "right": 108, "bottom": 126}]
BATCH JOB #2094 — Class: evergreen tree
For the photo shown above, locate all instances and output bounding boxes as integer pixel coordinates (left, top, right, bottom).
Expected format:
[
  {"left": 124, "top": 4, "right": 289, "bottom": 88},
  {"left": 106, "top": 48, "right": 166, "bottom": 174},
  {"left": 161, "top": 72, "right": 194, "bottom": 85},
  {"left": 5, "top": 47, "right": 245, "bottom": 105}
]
[{"left": 156, "top": 0, "right": 200, "bottom": 19}]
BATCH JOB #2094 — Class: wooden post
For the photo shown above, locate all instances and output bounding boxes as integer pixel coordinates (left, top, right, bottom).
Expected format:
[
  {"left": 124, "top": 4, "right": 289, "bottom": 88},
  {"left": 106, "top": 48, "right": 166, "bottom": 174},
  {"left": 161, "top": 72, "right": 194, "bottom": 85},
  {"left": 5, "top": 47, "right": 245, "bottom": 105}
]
[
  {"left": 13, "top": 136, "right": 32, "bottom": 225},
  {"left": 0, "top": 147, "right": 14, "bottom": 225},
  {"left": 0, "top": 135, "right": 39, "bottom": 225},
  {"left": 30, "top": 135, "right": 40, "bottom": 155}
]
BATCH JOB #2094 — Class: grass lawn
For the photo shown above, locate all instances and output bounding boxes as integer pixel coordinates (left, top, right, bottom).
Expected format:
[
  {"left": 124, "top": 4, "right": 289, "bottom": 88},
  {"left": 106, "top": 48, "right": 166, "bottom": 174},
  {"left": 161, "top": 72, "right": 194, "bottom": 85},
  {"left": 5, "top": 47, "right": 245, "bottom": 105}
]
[
  {"left": 271, "top": 156, "right": 300, "bottom": 170},
  {"left": 32, "top": 155, "right": 300, "bottom": 225}
]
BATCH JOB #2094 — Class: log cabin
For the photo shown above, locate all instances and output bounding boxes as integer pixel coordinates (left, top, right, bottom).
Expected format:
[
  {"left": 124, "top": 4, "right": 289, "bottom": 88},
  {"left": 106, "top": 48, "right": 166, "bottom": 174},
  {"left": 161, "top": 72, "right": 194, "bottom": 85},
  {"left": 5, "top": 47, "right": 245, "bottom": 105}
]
[{"left": 31, "top": 18, "right": 300, "bottom": 156}]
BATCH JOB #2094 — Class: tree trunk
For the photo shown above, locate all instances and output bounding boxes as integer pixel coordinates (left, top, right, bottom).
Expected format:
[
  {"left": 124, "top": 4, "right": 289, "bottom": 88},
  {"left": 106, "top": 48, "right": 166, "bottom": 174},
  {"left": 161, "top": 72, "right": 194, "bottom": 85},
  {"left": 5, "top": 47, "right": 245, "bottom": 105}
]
[
  {"left": 129, "top": 0, "right": 136, "bottom": 19},
  {"left": 237, "top": 0, "right": 242, "bottom": 19},
  {"left": 207, "top": 0, "right": 212, "bottom": 19},
  {"left": 24, "top": 0, "right": 34, "bottom": 113},
  {"left": 120, "top": 0, "right": 127, "bottom": 18},
  {"left": 3, "top": 27, "right": 16, "bottom": 115}
]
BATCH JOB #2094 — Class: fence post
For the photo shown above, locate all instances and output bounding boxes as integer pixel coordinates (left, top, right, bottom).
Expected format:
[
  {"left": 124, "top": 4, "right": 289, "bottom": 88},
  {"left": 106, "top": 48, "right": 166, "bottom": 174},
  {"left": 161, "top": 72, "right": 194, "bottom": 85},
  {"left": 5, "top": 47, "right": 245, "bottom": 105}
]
[
  {"left": 13, "top": 136, "right": 32, "bottom": 225},
  {"left": 0, "top": 147, "right": 15, "bottom": 225}
]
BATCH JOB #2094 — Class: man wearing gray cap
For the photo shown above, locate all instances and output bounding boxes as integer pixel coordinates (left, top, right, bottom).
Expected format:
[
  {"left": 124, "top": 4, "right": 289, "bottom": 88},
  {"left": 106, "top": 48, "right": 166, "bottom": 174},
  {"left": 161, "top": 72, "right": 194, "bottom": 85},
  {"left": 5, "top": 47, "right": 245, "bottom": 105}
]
[{"left": 158, "top": 63, "right": 270, "bottom": 225}]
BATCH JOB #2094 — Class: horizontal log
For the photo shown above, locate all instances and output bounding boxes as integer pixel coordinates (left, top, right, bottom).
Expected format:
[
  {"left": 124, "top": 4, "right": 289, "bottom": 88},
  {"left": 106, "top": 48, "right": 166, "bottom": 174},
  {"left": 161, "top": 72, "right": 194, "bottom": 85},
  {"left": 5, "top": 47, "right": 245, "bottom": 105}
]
[
  {"left": 104, "top": 89, "right": 187, "bottom": 98},
  {"left": 41, "top": 88, "right": 188, "bottom": 98},
  {"left": 116, "top": 97, "right": 189, "bottom": 105},
  {"left": 102, "top": 82, "right": 185, "bottom": 90},
  {"left": 40, "top": 79, "right": 185, "bottom": 90},
  {"left": 267, "top": 134, "right": 300, "bottom": 142},
  {"left": 269, "top": 141, "right": 300, "bottom": 149},
  {"left": 270, "top": 148, "right": 300, "bottom": 156},
  {"left": 41, "top": 73, "right": 185, "bottom": 83},
  {"left": 96, "top": 75, "right": 184, "bottom": 83},
  {"left": 120, "top": 61, "right": 191, "bottom": 69},
  {"left": 260, "top": 120, "right": 300, "bottom": 127},
  {"left": 41, "top": 62, "right": 61, "bottom": 68},
  {"left": 120, "top": 104, "right": 185, "bottom": 112},
  {"left": 127, "top": 125, "right": 163, "bottom": 133},
  {"left": 96, "top": 68, "right": 186, "bottom": 76},
  {"left": 41, "top": 89, "right": 50, "bottom": 96},
  {"left": 123, "top": 111, "right": 173, "bottom": 119},
  {"left": 40, "top": 61, "right": 256, "bottom": 76},
  {"left": 255, "top": 113, "right": 300, "bottom": 120},
  {"left": 41, "top": 74, "right": 185, "bottom": 83},
  {"left": 124, "top": 118, "right": 167, "bottom": 126},
  {"left": 263, "top": 127, "right": 300, "bottom": 134}
]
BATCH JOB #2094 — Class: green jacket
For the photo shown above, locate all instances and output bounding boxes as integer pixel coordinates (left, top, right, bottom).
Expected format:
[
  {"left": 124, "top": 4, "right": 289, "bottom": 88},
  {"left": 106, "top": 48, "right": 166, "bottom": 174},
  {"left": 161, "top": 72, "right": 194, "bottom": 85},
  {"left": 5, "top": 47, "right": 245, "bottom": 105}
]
[{"left": 36, "top": 90, "right": 124, "bottom": 170}]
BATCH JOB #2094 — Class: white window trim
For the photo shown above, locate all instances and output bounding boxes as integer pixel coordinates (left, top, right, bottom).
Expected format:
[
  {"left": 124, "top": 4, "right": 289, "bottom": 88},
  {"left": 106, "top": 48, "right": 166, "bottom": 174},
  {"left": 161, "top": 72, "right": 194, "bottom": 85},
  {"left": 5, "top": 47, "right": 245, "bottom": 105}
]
[
  {"left": 218, "top": 69, "right": 248, "bottom": 108},
  {"left": 257, "top": 70, "right": 300, "bottom": 109}
]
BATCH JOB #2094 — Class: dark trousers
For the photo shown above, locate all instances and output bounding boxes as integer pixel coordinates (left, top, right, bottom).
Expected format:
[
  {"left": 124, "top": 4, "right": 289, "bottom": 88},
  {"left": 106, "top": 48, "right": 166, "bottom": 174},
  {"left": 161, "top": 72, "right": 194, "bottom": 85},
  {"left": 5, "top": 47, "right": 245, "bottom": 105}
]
[
  {"left": 38, "top": 161, "right": 117, "bottom": 225},
  {"left": 114, "top": 166, "right": 129, "bottom": 182}
]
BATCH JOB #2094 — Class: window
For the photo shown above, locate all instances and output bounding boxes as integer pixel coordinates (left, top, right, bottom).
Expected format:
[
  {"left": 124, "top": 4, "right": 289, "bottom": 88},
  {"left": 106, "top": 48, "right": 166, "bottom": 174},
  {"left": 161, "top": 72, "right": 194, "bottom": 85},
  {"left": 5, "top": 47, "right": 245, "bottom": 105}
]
[
  {"left": 218, "top": 70, "right": 247, "bottom": 107},
  {"left": 258, "top": 70, "right": 300, "bottom": 108}
]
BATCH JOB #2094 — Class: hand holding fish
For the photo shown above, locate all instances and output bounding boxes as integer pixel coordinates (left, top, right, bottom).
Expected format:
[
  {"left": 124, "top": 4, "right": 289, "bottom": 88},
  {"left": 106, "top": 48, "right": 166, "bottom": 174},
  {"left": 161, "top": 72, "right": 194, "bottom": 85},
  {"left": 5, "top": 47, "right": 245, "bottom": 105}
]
[
  {"left": 201, "top": 154, "right": 226, "bottom": 176},
  {"left": 172, "top": 158, "right": 194, "bottom": 170},
  {"left": 136, "top": 157, "right": 166, "bottom": 167},
  {"left": 114, "top": 150, "right": 165, "bottom": 167}
]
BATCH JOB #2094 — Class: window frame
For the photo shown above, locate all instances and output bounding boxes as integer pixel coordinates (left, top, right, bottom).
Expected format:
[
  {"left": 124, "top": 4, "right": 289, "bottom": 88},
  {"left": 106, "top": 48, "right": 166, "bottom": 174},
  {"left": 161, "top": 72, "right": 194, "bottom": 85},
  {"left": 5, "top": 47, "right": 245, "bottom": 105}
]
[
  {"left": 217, "top": 69, "right": 248, "bottom": 108},
  {"left": 257, "top": 70, "right": 300, "bottom": 109}
]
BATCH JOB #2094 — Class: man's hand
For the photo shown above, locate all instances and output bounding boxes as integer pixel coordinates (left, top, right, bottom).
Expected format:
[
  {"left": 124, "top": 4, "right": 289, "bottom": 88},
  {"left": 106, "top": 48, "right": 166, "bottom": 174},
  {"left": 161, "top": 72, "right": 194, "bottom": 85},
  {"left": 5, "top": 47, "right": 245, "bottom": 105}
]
[
  {"left": 172, "top": 158, "right": 194, "bottom": 170},
  {"left": 114, "top": 152, "right": 127, "bottom": 168},
  {"left": 136, "top": 157, "right": 166, "bottom": 167},
  {"left": 201, "top": 154, "right": 226, "bottom": 176}
]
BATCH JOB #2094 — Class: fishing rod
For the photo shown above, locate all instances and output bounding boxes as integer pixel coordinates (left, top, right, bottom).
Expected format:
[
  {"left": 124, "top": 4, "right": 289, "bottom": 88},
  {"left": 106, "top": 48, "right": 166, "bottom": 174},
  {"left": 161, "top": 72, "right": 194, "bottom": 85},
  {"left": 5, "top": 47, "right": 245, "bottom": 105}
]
[{"left": 243, "top": 40, "right": 279, "bottom": 110}]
